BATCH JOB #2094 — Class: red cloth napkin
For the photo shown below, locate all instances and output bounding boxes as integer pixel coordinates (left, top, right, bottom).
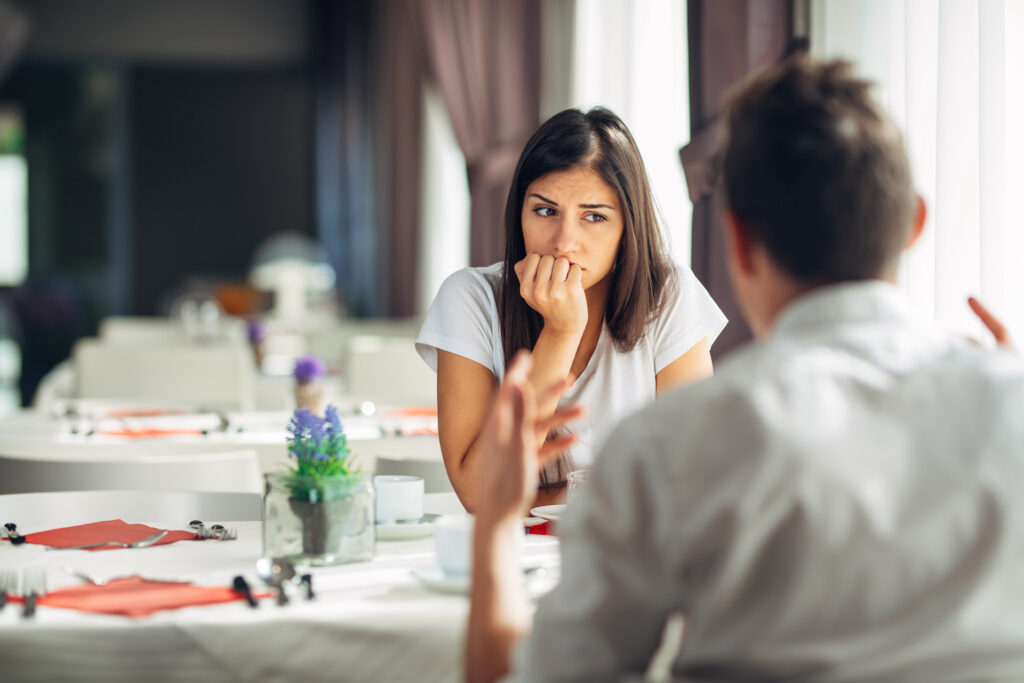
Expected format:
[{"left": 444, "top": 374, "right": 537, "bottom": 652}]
[
  {"left": 95, "top": 428, "right": 205, "bottom": 439},
  {"left": 10, "top": 576, "right": 268, "bottom": 618},
  {"left": 385, "top": 406, "right": 438, "bottom": 418},
  {"left": 22, "top": 519, "right": 196, "bottom": 550},
  {"left": 527, "top": 521, "right": 556, "bottom": 536}
]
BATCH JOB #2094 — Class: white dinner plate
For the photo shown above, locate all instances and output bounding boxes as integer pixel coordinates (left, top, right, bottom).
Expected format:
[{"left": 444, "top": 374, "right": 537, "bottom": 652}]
[
  {"left": 375, "top": 513, "right": 440, "bottom": 541},
  {"left": 529, "top": 505, "right": 566, "bottom": 523},
  {"left": 412, "top": 566, "right": 470, "bottom": 594}
]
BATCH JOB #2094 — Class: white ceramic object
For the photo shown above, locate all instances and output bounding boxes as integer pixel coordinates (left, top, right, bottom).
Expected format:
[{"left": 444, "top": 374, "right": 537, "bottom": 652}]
[
  {"left": 530, "top": 504, "right": 567, "bottom": 523},
  {"left": 373, "top": 475, "right": 424, "bottom": 524},
  {"left": 433, "top": 514, "right": 474, "bottom": 578}
]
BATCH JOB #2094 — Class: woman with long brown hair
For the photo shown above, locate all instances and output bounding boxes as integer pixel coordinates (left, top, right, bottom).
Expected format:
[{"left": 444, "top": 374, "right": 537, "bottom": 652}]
[{"left": 417, "top": 107, "right": 726, "bottom": 512}]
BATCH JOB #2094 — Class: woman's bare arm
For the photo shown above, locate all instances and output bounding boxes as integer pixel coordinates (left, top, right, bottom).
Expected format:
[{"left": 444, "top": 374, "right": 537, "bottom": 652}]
[{"left": 654, "top": 338, "right": 713, "bottom": 396}]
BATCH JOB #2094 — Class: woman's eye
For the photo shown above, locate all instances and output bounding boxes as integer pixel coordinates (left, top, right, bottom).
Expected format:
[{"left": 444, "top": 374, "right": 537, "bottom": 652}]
[
  {"left": 584, "top": 213, "right": 607, "bottom": 223},
  {"left": 534, "top": 206, "right": 556, "bottom": 218}
]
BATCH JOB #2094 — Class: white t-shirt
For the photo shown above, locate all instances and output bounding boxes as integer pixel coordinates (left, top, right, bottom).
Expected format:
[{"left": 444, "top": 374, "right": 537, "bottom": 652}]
[
  {"left": 416, "top": 262, "right": 727, "bottom": 466},
  {"left": 510, "top": 281, "right": 1024, "bottom": 682}
]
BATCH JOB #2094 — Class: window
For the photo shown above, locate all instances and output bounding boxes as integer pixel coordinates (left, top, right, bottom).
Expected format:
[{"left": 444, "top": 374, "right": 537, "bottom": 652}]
[{"left": 812, "top": 0, "right": 1024, "bottom": 340}]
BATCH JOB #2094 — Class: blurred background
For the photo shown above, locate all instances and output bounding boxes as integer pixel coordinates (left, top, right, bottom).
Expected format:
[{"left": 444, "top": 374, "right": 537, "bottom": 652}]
[{"left": 0, "top": 0, "right": 1019, "bottom": 414}]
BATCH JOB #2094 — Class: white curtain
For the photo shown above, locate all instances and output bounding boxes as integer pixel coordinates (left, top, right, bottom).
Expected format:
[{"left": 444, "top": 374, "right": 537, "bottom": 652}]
[
  {"left": 811, "top": 0, "right": 1024, "bottom": 340},
  {"left": 571, "top": 0, "right": 692, "bottom": 267}
]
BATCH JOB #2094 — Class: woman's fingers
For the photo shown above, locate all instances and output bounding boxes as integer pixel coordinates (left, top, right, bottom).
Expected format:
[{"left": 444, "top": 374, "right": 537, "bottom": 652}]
[
  {"left": 551, "top": 257, "right": 571, "bottom": 285},
  {"left": 968, "top": 297, "right": 1012, "bottom": 346},
  {"left": 567, "top": 263, "right": 583, "bottom": 289}
]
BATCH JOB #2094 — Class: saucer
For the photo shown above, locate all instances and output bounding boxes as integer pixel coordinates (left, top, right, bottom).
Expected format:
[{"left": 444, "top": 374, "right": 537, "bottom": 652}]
[
  {"left": 529, "top": 505, "right": 566, "bottom": 523},
  {"left": 411, "top": 566, "right": 470, "bottom": 594},
  {"left": 375, "top": 513, "right": 440, "bottom": 541}
]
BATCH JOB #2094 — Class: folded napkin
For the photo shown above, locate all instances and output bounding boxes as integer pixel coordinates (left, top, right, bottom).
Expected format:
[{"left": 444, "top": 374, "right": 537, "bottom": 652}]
[
  {"left": 527, "top": 521, "right": 556, "bottom": 536},
  {"left": 385, "top": 406, "right": 438, "bottom": 418},
  {"left": 104, "top": 408, "right": 181, "bottom": 419},
  {"left": 95, "top": 428, "right": 205, "bottom": 439},
  {"left": 13, "top": 576, "right": 268, "bottom": 618},
  {"left": 23, "top": 519, "right": 195, "bottom": 550}
]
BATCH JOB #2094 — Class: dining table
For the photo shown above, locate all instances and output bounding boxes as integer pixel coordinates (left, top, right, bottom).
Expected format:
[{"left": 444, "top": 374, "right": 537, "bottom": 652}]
[
  {"left": 0, "top": 401, "right": 446, "bottom": 490},
  {"left": 0, "top": 493, "right": 561, "bottom": 683}
]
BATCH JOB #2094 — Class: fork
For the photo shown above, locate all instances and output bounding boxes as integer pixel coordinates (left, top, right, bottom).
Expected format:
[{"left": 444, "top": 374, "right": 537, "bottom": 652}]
[
  {"left": 47, "top": 530, "right": 169, "bottom": 551},
  {"left": 0, "top": 569, "right": 16, "bottom": 611},
  {"left": 21, "top": 567, "right": 45, "bottom": 618}
]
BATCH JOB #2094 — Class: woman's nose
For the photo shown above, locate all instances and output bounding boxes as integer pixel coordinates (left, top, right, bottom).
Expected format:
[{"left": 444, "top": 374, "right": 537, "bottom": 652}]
[{"left": 552, "top": 217, "right": 581, "bottom": 253}]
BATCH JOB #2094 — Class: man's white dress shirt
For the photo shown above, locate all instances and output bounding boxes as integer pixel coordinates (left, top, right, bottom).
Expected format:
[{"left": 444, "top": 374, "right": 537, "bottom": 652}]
[{"left": 511, "top": 281, "right": 1024, "bottom": 682}]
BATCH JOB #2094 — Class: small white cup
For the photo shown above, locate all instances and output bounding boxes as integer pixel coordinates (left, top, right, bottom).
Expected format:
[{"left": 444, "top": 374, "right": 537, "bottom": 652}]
[
  {"left": 373, "top": 475, "right": 424, "bottom": 524},
  {"left": 434, "top": 514, "right": 474, "bottom": 577}
]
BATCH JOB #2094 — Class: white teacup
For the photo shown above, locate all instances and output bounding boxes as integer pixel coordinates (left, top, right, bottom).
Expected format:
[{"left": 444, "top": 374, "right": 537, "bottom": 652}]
[
  {"left": 434, "top": 514, "right": 474, "bottom": 577},
  {"left": 373, "top": 475, "right": 424, "bottom": 524}
]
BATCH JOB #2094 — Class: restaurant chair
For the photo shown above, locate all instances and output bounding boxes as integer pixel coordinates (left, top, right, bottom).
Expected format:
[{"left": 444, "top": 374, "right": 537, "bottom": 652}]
[
  {"left": 0, "top": 447, "right": 262, "bottom": 495},
  {"left": 72, "top": 338, "right": 256, "bottom": 410},
  {"left": 374, "top": 454, "right": 454, "bottom": 494},
  {"left": 0, "top": 489, "right": 262, "bottom": 529},
  {"left": 344, "top": 335, "right": 436, "bottom": 404}
]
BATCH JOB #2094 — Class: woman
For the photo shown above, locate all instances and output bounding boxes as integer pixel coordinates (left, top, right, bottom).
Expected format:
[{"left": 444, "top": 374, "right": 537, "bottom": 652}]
[{"left": 416, "top": 107, "right": 727, "bottom": 511}]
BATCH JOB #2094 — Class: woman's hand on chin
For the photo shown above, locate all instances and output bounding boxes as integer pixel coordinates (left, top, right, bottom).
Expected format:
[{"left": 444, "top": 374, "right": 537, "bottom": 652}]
[{"left": 514, "top": 253, "right": 588, "bottom": 336}]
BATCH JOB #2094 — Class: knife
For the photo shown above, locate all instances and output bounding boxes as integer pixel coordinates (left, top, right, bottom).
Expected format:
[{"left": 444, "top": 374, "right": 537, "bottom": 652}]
[
  {"left": 232, "top": 575, "right": 258, "bottom": 609},
  {"left": 4, "top": 522, "right": 25, "bottom": 545}
]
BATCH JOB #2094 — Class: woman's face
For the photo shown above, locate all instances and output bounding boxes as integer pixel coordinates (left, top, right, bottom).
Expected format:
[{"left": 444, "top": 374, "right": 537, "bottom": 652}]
[{"left": 520, "top": 167, "right": 625, "bottom": 291}]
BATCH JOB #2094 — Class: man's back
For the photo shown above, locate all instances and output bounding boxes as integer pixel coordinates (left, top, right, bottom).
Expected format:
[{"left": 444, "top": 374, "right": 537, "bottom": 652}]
[{"left": 526, "top": 281, "right": 1024, "bottom": 682}]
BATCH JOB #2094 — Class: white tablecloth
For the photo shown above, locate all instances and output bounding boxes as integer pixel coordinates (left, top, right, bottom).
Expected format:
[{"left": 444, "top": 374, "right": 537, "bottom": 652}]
[
  {"left": 0, "top": 496, "right": 560, "bottom": 682},
  {"left": 0, "top": 407, "right": 445, "bottom": 489}
]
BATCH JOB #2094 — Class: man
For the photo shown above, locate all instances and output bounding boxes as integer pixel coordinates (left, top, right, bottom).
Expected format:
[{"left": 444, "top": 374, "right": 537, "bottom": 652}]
[{"left": 466, "top": 56, "right": 1024, "bottom": 682}]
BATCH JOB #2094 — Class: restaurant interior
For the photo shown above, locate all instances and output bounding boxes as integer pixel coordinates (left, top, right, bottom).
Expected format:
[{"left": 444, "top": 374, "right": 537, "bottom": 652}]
[{"left": 0, "top": 1, "right": 1021, "bottom": 681}]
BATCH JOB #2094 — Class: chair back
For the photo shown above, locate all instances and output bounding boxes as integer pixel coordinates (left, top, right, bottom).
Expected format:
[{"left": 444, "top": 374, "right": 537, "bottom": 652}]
[
  {"left": 344, "top": 335, "right": 436, "bottom": 404},
  {"left": 73, "top": 338, "right": 255, "bottom": 410},
  {"left": 0, "top": 490, "right": 262, "bottom": 529}
]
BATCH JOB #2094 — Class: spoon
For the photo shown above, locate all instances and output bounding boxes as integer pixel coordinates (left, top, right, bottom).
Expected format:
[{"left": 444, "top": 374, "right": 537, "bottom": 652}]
[{"left": 255, "top": 556, "right": 297, "bottom": 606}]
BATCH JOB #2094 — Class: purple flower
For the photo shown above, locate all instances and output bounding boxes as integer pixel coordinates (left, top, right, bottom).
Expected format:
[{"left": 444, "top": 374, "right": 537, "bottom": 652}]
[
  {"left": 324, "top": 404, "right": 342, "bottom": 435},
  {"left": 293, "top": 355, "right": 326, "bottom": 383},
  {"left": 247, "top": 320, "right": 266, "bottom": 343}
]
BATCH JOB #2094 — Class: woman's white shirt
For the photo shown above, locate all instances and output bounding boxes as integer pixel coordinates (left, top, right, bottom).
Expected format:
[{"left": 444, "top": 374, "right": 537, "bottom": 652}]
[{"left": 416, "top": 263, "right": 727, "bottom": 466}]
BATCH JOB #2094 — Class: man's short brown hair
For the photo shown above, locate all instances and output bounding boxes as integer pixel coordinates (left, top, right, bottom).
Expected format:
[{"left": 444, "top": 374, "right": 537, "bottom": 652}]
[{"left": 722, "top": 57, "right": 916, "bottom": 284}]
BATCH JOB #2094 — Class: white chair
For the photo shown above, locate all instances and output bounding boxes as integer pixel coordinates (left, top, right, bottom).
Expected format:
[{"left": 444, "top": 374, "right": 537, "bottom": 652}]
[
  {"left": 0, "top": 447, "right": 262, "bottom": 495},
  {"left": 72, "top": 338, "right": 256, "bottom": 410},
  {"left": 344, "top": 335, "right": 436, "bottom": 404},
  {"left": 0, "top": 490, "right": 262, "bottom": 529},
  {"left": 99, "top": 315, "right": 247, "bottom": 345},
  {"left": 373, "top": 454, "right": 453, "bottom": 494}
]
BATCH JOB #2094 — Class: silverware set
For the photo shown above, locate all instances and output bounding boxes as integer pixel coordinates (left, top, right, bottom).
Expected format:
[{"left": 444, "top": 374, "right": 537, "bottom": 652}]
[
  {"left": 189, "top": 520, "right": 238, "bottom": 540},
  {"left": 0, "top": 567, "right": 46, "bottom": 618}
]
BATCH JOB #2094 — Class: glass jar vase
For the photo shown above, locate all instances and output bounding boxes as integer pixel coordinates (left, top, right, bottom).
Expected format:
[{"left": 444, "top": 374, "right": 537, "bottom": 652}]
[{"left": 263, "top": 472, "right": 375, "bottom": 565}]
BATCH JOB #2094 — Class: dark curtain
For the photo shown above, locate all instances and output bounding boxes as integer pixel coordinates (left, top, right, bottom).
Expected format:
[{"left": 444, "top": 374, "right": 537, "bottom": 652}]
[
  {"left": 313, "top": 0, "right": 382, "bottom": 316},
  {"left": 376, "top": 0, "right": 424, "bottom": 316},
  {"left": 682, "top": 0, "right": 795, "bottom": 358},
  {"left": 0, "top": 0, "right": 29, "bottom": 84},
  {"left": 416, "top": 0, "right": 542, "bottom": 267}
]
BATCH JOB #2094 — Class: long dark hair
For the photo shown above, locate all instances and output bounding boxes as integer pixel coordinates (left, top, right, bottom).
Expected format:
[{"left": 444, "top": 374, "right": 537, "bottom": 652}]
[{"left": 498, "top": 107, "right": 676, "bottom": 369}]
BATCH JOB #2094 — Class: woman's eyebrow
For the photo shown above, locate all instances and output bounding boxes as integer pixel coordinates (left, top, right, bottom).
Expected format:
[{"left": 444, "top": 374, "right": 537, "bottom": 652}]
[{"left": 527, "top": 193, "right": 617, "bottom": 211}]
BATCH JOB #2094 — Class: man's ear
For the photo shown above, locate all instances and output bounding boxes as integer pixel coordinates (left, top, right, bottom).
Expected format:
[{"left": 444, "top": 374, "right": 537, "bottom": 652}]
[
  {"left": 724, "top": 211, "right": 757, "bottom": 276},
  {"left": 905, "top": 195, "right": 927, "bottom": 249}
]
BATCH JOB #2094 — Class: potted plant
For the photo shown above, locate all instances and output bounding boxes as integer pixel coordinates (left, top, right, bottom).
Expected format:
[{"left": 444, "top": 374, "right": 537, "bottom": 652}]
[{"left": 263, "top": 405, "right": 374, "bottom": 564}]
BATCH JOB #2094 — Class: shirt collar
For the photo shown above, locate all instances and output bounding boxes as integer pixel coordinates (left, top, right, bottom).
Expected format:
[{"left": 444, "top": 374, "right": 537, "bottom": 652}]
[{"left": 772, "top": 280, "right": 908, "bottom": 338}]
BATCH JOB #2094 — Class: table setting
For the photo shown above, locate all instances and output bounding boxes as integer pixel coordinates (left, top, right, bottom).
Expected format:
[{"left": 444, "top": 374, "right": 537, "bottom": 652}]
[{"left": 0, "top": 401, "right": 560, "bottom": 682}]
